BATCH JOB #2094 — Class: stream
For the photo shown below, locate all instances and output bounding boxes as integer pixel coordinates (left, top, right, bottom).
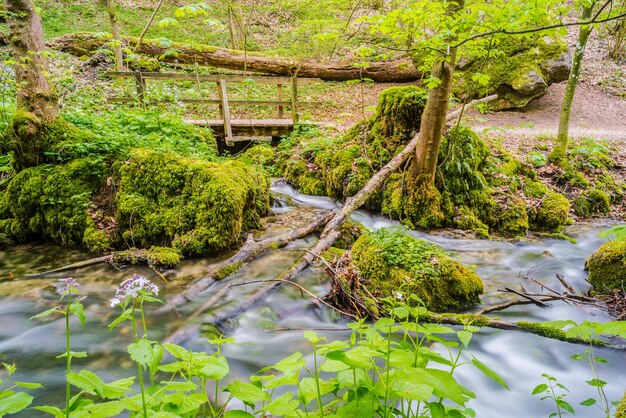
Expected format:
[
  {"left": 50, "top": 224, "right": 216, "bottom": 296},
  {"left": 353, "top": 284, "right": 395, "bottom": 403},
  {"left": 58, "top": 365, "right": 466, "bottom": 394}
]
[{"left": 0, "top": 183, "right": 624, "bottom": 417}]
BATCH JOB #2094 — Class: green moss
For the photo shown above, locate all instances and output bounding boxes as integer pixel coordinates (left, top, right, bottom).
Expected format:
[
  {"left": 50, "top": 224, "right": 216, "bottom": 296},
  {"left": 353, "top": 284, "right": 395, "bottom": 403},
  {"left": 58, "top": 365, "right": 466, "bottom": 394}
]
[
  {"left": 532, "top": 191, "right": 571, "bottom": 230},
  {"left": 573, "top": 189, "right": 611, "bottom": 218},
  {"left": 517, "top": 321, "right": 606, "bottom": 346},
  {"left": 127, "top": 55, "right": 161, "bottom": 72},
  {"left": 322, "top": 246, "right": 347, "bottom": 261},
  {"left": 117, "top": 149, "right": 270, "bottom": 256},
  {"left": 215, "top": 262, "right": 244, "bottom": 280},
  {"left": 615, "top": 392, "right": 626, "bottom": 418},
  {"left": 240, "top": 143, "right": 277, "bottom": 175},
  {"left": 350, "top": 228, "right": 484, "bottom": 312},
  {"left": 536, "top": 232, "right": 577, "bottom": 244},
  {"left": 382, "top": 175, "right": 445, "bottom": 230},
  {"left": 83, "top": 219, "right": 112, "bottom": 253},
  {"left": 334, "top": 220, "right": 365, "bottom": 250},
  {"left": 523, "top": 181, "right": 549, "bottom": 198},
  {"left": 455, "top": 206, "right": 490, "bottom": 238},
  {"left": 113, "top": 246, "right": 181, "bottom": 267},
  {"left": 585, "top": 240, "right": 626, "bottom": 292},
  {"left": 419, "top": 312, "right": 492, "bottom": 327},
  {"left": 454, "top": 35, "right": 568, "bottom": 109}
]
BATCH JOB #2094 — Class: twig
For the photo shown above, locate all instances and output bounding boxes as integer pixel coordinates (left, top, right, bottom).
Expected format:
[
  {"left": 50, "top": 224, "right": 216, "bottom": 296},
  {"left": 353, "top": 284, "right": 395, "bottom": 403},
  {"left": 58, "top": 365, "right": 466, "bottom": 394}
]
[{"left": 502, "top": 287, "right": 550, "bottom": 307}]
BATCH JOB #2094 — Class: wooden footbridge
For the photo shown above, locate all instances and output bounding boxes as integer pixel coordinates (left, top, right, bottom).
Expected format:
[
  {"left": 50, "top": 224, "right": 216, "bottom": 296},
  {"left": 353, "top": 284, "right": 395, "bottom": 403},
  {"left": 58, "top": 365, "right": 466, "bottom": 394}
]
[{"left": 106, "top": 71, "right": 322, "bottom": 146}]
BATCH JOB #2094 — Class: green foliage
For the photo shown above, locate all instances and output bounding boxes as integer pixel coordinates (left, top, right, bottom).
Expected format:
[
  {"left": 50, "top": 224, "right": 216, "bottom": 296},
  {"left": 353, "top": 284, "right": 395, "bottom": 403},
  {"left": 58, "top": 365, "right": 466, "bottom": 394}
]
[
  {"left": 569, "top": 138, "right": 614, "bottom": 172},
  {"left": 599, "top": 224, "right": 626, "bottom": 241},
  {"left": 531, "top": 192, "right": 571, "bottom": 230},
  {"left": 0, "top": 362, "right": 39, "bottom": 417},
  {"left": 348, "top": 227, "right": 484, "bottom": 312}
]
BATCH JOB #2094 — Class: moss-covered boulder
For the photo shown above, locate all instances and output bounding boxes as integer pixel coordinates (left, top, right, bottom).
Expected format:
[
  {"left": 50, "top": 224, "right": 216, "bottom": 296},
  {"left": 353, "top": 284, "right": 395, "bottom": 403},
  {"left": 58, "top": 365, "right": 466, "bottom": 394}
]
[
  {"left": 116, "top": 149, "right": 270, "bottom": 255},
  {"left": 573, "top": 188, "right": 611, "bottom": 218},
  {"left": 531, "top": 191, "right": 571, "bottom": 230},
  {"left": 585, "top": 240, "right": 626, "bottom": 292},
  {"left": 616, "top": 391, "right": 626, "bottom": 418},
  {"left": 348, "top": 228, "right": 484, "bottom": 312},
  {"left": 454, "top": 35, "right": 570, "bottom": 109}
]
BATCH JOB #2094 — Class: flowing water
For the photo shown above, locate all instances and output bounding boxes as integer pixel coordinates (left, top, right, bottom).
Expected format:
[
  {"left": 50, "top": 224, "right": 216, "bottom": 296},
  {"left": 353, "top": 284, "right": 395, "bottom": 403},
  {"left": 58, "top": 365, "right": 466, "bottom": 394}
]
[{"left": 0, "top": 183, "right": 624, "bottom": 417}]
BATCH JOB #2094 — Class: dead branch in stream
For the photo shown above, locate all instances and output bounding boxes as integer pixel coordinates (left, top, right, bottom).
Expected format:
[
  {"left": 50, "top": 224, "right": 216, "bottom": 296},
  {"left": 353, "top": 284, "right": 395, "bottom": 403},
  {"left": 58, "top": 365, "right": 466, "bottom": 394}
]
[
  {"left": 15, "top": 249, "right": 171, "bottom": 280},
  {"left": 158, "top": 211, "right": 333, "bottom": 314}
]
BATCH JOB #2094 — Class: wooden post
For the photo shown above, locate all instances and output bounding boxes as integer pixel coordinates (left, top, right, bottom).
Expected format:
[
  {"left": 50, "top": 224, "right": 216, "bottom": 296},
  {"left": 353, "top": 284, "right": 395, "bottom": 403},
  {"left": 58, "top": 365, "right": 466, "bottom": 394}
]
[
  {"left": 290, "top": 76, "right": 299, "bottom": 123},
  {"left": 133, "top": 71, "right": 146, "bottom": 105},
  {"left": 218, "top": 79, "right": 234, "bottom": 147},
  {"left": 277, "top": 83, "right": 284, "bottom": 118},
  {"left": 216, "top": 81, "right": 224, "bottom": 119}
]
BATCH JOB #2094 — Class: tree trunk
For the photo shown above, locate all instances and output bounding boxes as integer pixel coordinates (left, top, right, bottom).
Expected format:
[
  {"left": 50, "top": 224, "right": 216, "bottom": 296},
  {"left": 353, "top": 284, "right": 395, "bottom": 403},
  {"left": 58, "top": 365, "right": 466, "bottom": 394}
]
[
  {"left": 550, "top": 4, "right": 594, "bottom": 163},
  {"left": 49, "top": 33, "right": 421, "bottom": 82},
  {"left": 3, "top": 0, "right": 59, "bottom": 170},
  {"left": 412, "top": 0, "right": 463, "bottom": 183},
  {"left": 105, "top": 0, "right": 124, "bottom": 70},
  {"left": 227, "top": 0, "right": 246, "bottom": 51}
]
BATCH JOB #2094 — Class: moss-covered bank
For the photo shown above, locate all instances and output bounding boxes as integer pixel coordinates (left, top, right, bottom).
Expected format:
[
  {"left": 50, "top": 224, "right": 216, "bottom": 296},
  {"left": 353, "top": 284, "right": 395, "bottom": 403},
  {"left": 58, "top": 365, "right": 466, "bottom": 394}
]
[
  {"left": 277, "top": 86, "right": 572, "bottom": 238},
  {"left": 0, "top": 114, "right": 270, "bottom": 256},
  {"left": 342, "top": 228, "right": 484, "bottom": 313},
  {"left": 585, "top": 240, "right": 626, "bottom": 292}
]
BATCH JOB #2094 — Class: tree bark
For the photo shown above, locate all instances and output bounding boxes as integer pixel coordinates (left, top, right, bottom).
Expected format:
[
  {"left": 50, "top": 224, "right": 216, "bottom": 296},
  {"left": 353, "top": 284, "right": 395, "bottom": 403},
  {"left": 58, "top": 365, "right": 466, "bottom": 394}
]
[
  {"left": 4, "top": 0, "right": 59, "bottom": 170},
  {"left": 49, "top": 33, "right": 421, "bottom": 82},
  {"left": 412, "top": 0, "right": 463, "bottom": 183},
  {"left": 550, "top": 4, "right": 594, "bottom": 163},
  {"left": 105, "top": 0, "right": 124, "bottom": 70},
  {"left": 227, "top": 0, "right": 246, "bottom": 51}
]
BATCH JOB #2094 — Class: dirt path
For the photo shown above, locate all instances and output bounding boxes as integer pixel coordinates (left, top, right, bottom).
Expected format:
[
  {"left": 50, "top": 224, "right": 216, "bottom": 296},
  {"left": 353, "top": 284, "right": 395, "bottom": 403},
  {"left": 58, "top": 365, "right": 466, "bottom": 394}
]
[{"left": 465, "top": 82, "right": 626, "bottom": 142}]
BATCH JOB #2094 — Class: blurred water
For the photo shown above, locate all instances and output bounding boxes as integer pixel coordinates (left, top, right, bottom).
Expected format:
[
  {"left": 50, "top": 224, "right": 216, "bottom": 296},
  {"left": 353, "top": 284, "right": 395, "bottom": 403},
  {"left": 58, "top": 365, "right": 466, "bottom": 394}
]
[{"left": 0, "top": 184, "right": 624, "bottom": 416}]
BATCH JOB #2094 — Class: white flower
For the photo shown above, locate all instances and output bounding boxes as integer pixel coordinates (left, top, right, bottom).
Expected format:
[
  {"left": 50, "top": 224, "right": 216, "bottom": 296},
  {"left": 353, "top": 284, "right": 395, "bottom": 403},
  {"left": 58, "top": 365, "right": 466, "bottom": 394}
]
[
  {"left": 394, "top": 291, "right": 404, "bottom": 301},
  {"left": 110, "top": 274, "right": 159, "bottom": 307}
]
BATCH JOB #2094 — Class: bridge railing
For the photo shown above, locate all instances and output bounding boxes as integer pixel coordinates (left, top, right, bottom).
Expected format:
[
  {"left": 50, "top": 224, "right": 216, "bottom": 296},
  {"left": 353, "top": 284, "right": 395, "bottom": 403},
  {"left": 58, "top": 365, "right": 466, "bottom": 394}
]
[{"left": 105, "top": 71, "right": 321, "bottom": 146}]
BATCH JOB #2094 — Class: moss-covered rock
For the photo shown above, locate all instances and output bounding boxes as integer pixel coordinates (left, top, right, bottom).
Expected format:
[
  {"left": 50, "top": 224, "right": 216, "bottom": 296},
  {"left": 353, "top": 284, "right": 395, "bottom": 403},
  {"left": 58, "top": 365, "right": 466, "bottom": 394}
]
[
  {"left": 116, "top": 149, "right": 270, "bottom": 256},
  {"left": 585, "top": 240, "right": 626, "bottom": 292},
  {"left": 348, "top": 228, "right": 484, "bottom": 312},
  {"left": 573, "top": 189, "right": 611, "bottom": 218},
  {"left": 616, "top": 391, "right": 626, "bottom": 418},
  {"left": 454, "top": 35, "right": 570, "bottom": 110},
  {"left": 532, "top": 191, "right": 571, "bottom": 230}
]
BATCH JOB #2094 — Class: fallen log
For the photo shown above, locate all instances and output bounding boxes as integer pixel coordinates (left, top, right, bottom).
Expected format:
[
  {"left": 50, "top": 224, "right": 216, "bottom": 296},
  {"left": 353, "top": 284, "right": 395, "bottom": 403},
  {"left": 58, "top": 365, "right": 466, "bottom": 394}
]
[
  {"left": 157, "top": 211, "right": 333, "bottom": 314},
  {"left": 48, "top": 32, "right": 421, "bottom": 82}
]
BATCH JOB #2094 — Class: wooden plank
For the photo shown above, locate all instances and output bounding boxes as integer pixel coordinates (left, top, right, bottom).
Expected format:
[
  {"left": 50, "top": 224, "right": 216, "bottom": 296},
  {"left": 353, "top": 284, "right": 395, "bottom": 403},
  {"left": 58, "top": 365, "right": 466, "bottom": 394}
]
[
  {"left": 106, "top": 71, "right": 321, "bottom": 85},
  {"left": 186, "top": 118, "right": 295, "bottom": 137},
  {"left": 277, "top": 84, "right": 284, "bottom": 118},
  {"left": 219, "top": 80, "right": 234, "bottom": 146}
]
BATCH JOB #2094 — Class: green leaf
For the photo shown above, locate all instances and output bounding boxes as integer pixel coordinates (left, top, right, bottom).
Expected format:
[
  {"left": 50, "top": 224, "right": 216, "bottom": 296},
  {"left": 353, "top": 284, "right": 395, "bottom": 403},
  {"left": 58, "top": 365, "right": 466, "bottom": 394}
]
[
  {"left": 262, "top": 392, "right": 299, "bottom": 416},
  {"left": 161, "top": 381, "right": 198, "bottom": 392},
  {"left": 0, "top": 392, "right": 33, "bottom": 416},
  {"left": 225, "top": 381, "right": 269, "bottom": 403},
  {"left": 224, "top": 411, "right": 256, "bottom": 418},
  {"left": 127, "top": 339, "right": 153, "bottom": 366},
  {"left": 570, "top": 354, "right": 586, "bottom": 361},
  {"left": 30, "top": 308, "right": 60, "bottom": 320},
  {"left": 556, "top": 399, "right": 575, "bottom": 414},
  {"left": 13, "top": 381, "right": 42, "bottom": 389},
  {"left": 263, "top": 352, "right": 306, "bottom": 373},
  {"left": 595, "top": 321, "right": 626, "bottom": 339},
  {"left": 532, "top": 383, "right": 548, "bottom": 395},
  {"left": 298, "top": 377, "right": 336, "bottom": 405},
  {"left": 33, "top": 405, "right": 64, "bottom": 417},
  {"left": 580, "top": 398, "right": 596, "bottom": 406},
  {"left": 429, "top": 401, "right": 446, "bottom": 418},
  {"left": 162, "top": 343, "right": 189, "bottom": 360},
  {"left": 471, "top": 356, "right": 509, "bottom": 390},
  {"left": 102, "top": 377, "right": 135, "bottom": 399},
  {"left": 585, "top": 378, "right": 606, "bottom": 388},
  {"left": 83, "top": 401, "right": 125, "bottom": 417},
  {"left": 69, "top": 302, "right": 86, "bottom": 327},
  {"left": 56, "top": 351, "right": 88, "bottom": 359},
  {"left": 199, "top": 356, "right": 229, "bottom": 380},
  {"left": 67, "top": 370, "right": 105, "bottom": 397},
  {"left": 457, "top": 330, "right": 472, "bottom": 349}
]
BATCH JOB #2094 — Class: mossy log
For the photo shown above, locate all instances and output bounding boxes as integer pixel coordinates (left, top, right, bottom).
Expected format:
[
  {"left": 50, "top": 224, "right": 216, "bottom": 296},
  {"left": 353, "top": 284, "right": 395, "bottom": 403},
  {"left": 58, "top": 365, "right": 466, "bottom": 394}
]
[{"left": 49, "top": 33, "right": 420, "bottom": 83}]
